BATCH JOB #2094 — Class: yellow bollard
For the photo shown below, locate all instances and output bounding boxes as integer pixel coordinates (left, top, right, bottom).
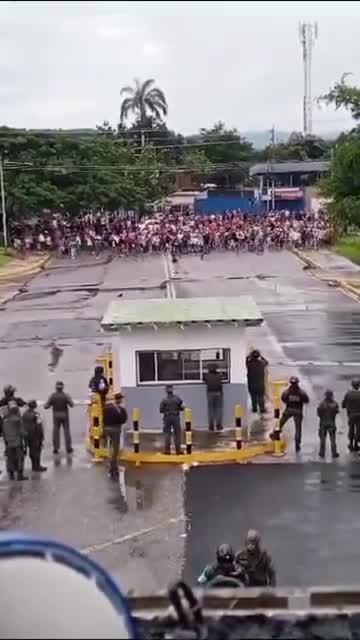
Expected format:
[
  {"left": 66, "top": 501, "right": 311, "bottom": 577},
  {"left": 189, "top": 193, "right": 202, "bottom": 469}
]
[
  {"left": 184, "top": 408, "right": 192, "bottom": 455},
  {"left": 96, "top": 352, "right": 114, "bottom": 394},
  {"left": 132, "top": 407, "right": 141, "bottom": 467},
  {"left": 90, "top": 393, "right": 103, "bottom": 461},
  {"left": 235, "top": 404, "right": 243, "bottom": 449}
]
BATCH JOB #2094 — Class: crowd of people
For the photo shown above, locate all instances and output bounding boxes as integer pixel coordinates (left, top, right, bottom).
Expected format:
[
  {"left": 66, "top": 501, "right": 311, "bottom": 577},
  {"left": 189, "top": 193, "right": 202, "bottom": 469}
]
[{"left": 10, "top": 208, "right": 333, "bottom": 257}]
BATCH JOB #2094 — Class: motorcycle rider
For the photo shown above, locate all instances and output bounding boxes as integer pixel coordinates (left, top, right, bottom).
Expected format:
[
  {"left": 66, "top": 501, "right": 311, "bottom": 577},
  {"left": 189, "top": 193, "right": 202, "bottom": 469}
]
[
  {"left": 236, "top": 530, "right": 276, "bottom": 587},
  {"left": 198, "top": 544, "right": 248, "bottom": 586}
]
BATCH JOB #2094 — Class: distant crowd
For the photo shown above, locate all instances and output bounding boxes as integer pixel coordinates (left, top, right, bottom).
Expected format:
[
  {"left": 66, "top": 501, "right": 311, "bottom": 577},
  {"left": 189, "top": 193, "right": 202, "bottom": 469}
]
[{"left": 10, "top": 209, "right": 333, "bottom": 258}]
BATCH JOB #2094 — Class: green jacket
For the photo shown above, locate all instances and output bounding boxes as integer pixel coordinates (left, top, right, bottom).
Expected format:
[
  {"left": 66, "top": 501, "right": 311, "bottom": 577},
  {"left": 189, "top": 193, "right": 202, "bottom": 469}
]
[
  {"left": 3, "top": 414, "right": 25, "bottom": 448},
  {"left": 22, "top": 409, "right": 44, "bottom": 443}
]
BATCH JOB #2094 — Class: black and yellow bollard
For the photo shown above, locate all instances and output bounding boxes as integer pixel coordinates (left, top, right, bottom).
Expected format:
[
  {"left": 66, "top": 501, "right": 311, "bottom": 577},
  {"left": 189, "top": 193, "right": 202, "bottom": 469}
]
[
  {"left": 184, "top": 408, "right": 192, "bottom": 455},
  {"left": 90, "top": 393, "right": 103, "bottom": 461},
  {"left": 272, "top": 391, "right": 283, "bottom": 455},
  {"left": 235, "top": 404, "right": 243, "bottom": 449},
  {"left": 106, "top": 351, "right": 114, "bottom": 394},
  {"left": 132, "top": 407, "right": 141, "bottom": 467}
]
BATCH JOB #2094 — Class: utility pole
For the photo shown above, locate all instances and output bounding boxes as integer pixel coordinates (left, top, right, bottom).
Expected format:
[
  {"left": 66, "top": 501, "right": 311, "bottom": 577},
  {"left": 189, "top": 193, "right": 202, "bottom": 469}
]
[
  {"left": 0, "top": 156, "right": 7, "bottom": 248},
  {"left": 299, "top": 21, "right": 318, "bottom": 136}
]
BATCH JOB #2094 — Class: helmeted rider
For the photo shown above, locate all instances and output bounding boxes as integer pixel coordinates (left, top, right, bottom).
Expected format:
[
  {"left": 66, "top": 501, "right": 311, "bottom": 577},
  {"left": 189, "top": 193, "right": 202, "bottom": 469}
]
[
  {"left": 236, "top": 529, "right": 276, "bottom": 587},
  {"left": 197, "top": 543, "right": 248, "bottom": 586}
]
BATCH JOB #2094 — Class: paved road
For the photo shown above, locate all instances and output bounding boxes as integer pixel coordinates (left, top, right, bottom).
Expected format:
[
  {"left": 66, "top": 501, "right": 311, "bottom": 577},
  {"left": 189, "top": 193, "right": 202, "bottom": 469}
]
[{"left": 0, "top": 250, "right": 360, "bottom": 592}]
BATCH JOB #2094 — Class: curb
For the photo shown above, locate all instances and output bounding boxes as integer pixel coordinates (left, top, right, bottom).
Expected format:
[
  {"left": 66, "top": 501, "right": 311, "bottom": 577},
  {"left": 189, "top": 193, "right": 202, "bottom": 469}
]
[
  {"left": 291, "top": 249, "right": 360, "bottom": 301},
  {"left": 290, "top": 248, "right": 321, "bottom": 270},
  {"left": 0, "top": 254, "right": 50, "bottom": 282}
]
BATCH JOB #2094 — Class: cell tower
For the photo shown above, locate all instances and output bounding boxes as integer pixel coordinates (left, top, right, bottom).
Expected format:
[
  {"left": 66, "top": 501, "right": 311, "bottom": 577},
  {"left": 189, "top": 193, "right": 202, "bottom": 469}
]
[{"left": 299, "top": 21, "right": 318, "bottom": 136}]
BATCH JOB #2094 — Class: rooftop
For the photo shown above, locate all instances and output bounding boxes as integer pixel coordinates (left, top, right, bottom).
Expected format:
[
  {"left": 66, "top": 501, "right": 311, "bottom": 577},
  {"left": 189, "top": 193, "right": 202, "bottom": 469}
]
[
  {"left": 250, "top": 160, "right": 330, "bottom": 176},
  {"left": 101, "top": 296, "right": 263, "bottom": 330}
]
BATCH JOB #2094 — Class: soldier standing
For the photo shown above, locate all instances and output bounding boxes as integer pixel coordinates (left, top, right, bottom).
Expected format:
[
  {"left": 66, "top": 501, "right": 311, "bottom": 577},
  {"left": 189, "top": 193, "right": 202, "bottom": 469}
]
[
  {"left": 236, "top": 529, "right": 276, "bottom": 587},
  {"left": 23, "top": 400, "right": 47, "bottom": 472},
  {"left": 246, "top": 349, "right": 268, "bottom": 414},
  {"left": 342, "top": 379, "right": 360, "bottom": 452},
  {"left": 3, "top": 402, "right": 27, "bottom": 481},
  {"left": 317, "top": 390, "right": 339, "bottom": 459},
  {"left": 0, "top": 385, "right": 26, "bottom": 409},
  {"left": 103, "top": 392, "right": 128, "bottom": 479},
  {"left": 203, "top": 364, "right": 223, "bottom": 431},
  {"left": 159, "top": 385, "right": 184, "bottom": 455},
  {"left": 279, "top": 376, "right": 309, "bottom": 452},
  {"left": 44, "top": 381, "right": 74, "bottom": 455}
]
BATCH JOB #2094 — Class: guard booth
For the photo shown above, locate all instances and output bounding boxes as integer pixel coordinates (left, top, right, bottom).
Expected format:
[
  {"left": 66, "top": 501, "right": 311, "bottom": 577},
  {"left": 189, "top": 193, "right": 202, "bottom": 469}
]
[{"left": 100, "top": 296, "right": 263, "bottom": 430}]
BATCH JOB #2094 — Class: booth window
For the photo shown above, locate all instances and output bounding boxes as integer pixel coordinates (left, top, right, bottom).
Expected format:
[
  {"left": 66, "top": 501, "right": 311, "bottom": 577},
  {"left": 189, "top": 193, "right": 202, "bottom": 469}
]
[{"left": 137, "top": 349, "right": 230, "bottom": 384}]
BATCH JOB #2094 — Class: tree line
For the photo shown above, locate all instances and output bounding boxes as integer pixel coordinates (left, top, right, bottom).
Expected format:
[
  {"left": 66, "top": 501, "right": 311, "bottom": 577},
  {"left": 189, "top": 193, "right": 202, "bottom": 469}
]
[{"left": 0, "top": 76, "right": 355, "bottom": 220}]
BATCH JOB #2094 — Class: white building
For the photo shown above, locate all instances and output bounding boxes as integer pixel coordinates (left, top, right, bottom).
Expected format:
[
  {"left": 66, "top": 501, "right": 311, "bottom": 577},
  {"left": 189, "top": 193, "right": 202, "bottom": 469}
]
[{"left": 101, "top": 296, "right": 263, "bottom": 430}]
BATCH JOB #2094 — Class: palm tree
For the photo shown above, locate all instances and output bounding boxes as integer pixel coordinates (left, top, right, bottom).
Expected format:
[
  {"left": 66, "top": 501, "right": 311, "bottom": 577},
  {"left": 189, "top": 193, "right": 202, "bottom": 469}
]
[{"left": 120, "top": 78, "right": 168, "bottom": 126}]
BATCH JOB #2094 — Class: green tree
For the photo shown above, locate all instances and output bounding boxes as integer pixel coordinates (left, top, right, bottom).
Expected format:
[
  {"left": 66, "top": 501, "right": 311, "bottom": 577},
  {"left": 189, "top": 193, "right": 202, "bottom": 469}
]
[
  {"left": 320, "top": 74, "right": 360, "bottom": 122},
  {"left": 188, "top": 122, "right": 255, "bottom": 187},
  {"left": 258, "top": 131, "right": 331, "bottom": 162},
  {"left": 119, "top": 78, "right": 168, "bottom": 126}
]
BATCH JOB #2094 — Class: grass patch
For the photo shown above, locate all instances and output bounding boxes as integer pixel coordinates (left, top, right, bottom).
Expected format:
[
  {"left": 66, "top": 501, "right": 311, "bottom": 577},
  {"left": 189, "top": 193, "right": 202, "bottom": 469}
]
[
  {"left": 334, "top": 236, "right": 360, "bottom": 265},
  {"left": 0, "top": 248, "right": 14, "bottom": 268}
]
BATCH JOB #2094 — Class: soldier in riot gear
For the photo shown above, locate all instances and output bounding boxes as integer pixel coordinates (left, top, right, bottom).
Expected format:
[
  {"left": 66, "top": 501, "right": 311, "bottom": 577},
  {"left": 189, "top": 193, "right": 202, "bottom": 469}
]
[
  {"left": 317, "top": 389, "right": 339, "bottom": 459},
  {"left": 342, "top": 379, "right": 360, "bottom": 452},
  {"left": 23, "top": 400, "right": 47, "bottom": 472},
  {"left": 0, "top": 385, "right": 26, "bottom": 409},
  {"left": 279, "top": 376, "right": 309, "bottom": 452},
  {"left": 236, "top": 529, "right": 276, "bottom": 587},
  {"left": 3, "top": 402, "right": 27, "bottom": 481}
]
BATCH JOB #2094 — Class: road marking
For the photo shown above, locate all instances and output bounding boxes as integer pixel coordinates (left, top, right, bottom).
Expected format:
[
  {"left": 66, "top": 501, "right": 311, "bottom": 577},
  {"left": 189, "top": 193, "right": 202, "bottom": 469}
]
[
  {"left": 81, "top": 516, "right": 184, "bottom": 555},
  {"left": 163, "top": 253, "right": 176, "bottom": 299}
]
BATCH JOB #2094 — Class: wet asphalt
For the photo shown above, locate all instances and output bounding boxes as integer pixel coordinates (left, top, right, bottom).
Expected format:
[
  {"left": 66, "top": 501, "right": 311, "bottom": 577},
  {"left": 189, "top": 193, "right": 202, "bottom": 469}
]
[{"left": 1, "top": 250, "right": 360, "bottom": 592}]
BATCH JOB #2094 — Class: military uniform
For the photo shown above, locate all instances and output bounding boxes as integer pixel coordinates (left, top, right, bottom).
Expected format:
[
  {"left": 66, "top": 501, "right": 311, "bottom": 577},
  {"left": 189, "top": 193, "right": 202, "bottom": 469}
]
[
  {"left": 103, "top": 397, "right": 128, "bottom": 477},
  {"left": 3, "top": 408, "right": 26, "bottom": 480},
  {"left": 203, "top": 369, "right": 223, "bottom": 431},
  {"left": 280, "top": 383, "right": 309, "bottom": 452},
  {"left": 159, "top": 391, "right": 183, "bottom": 454},
  {"left": 44, "top": 386, "right": 74, "bottom": 454},
  {"left": 342, "top": 388, "right": 360, "bottom": 451},
  {"left": 236, "top": 548, "right": 276, "bottom": 587},
  {"left": 246, "top": 353, "right": 268, "bottom": 413},
  {"left": 23, "top": 405, "right": 46, "bottom": 471},
  {"left": 317, "top": 395, "right": 339, "bottom": 458}
]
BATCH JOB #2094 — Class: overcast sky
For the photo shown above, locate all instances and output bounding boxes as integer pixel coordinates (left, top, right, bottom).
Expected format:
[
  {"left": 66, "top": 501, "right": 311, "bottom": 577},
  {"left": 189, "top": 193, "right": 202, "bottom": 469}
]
[{"left": 0, "top": 0, "right": 358, "bottom": 135}]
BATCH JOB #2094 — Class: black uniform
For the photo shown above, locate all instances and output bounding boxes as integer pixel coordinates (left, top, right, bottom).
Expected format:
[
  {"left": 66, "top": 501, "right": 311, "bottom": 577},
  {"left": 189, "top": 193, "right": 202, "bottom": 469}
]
[
  {"left": 23, "top": 406, "right": 46, "bottom": 471},
  {"left": 317, "top": 395, "right": 339, "bottom": 458},
  {"left": 280, "top": 383, "right": 309, "bottom": 451},
  {"left": 246, "top": 353, "right": 268, "bottom": 413},
  {"left": 159, "top": 391, "right": 183, "bottom": 454},
  {"left": 103, "top": 399, "right": 128, "bottom": 476},
  {"left": 203, "top": 369, "right": 223, "bottom": 431},
  {"left": 342, "top": 388, "right": 360, "bottom": 451}
]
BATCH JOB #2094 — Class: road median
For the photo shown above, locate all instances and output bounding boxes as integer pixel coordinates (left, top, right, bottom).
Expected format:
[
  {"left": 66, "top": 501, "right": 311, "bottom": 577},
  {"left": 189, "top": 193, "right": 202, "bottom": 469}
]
[{"left": 291, "top": 248, "right": 360, "bottom": 301}]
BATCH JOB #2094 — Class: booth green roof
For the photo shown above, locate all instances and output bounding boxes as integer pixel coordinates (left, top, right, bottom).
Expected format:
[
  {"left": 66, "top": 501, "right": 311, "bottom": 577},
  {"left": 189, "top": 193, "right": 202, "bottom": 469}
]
[{"left": 101, "top": 296, "right": 263, "bottom": 329}]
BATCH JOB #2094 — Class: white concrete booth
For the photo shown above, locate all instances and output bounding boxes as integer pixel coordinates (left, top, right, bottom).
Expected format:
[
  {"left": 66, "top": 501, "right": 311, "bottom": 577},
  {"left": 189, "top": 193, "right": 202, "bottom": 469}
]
[{"left": 101, "top": 296, "right": 263, "bottom": 430}]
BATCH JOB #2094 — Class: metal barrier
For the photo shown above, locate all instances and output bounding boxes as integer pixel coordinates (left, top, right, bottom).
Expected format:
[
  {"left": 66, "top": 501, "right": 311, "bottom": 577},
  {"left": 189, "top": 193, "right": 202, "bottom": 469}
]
[{"left": 271, "top": 380, "right": 287, "bottom": 456}]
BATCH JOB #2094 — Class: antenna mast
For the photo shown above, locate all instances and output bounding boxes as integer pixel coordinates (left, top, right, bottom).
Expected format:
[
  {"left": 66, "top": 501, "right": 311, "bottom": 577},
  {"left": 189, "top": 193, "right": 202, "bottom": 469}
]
[{"left": 299, "top": 21, "right": 318, "bottom": 136}]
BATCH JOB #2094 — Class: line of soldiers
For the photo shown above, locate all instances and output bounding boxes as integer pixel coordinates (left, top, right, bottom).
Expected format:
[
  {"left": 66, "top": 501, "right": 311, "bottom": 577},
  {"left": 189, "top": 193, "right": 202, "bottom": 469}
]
[
  {"left": 247, "top": 348, "right": 360, "bottom": 456},
  {"left": 272, "top": 374, "right": 360, "bottom": 457},
  {"left": 0, "top": 381, "right": 75, "bottom": 480},
  {"left": 198, "top": 529, "right": 276, "bottom": 588}
]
